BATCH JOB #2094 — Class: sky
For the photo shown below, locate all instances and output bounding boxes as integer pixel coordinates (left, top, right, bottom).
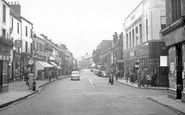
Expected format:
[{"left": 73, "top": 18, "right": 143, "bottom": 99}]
[{"left": 7, "top": 0, "right": 142, "bottom": 59}]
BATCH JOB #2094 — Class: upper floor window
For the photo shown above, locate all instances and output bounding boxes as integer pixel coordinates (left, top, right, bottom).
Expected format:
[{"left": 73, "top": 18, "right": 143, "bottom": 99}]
[
  {"left": 146, "top": 19, "right": 148, "bottom": 41},
  {"left": 12, "top": 18, "right": 14, "bottom": 29},
  {"left": 17, "top": 22, "right": 19, "bottom": 34},
  {"left": 161, "top": 16, "right": 166, "bottom": 29},
  {"left": 2, "top": 29, "right": 6, "bottom": 38},
  {"left": 129, "top": 31, "right": 131, "bottom": 48},
  {"left": 139, "top": 24, "right": 142, "bottom": 43},
  {"left": 171, "top": 0, "right": 181, "bottom": 21},
  {"left": 126, "top": 33, "right": 128, "bottom": 49},
  {"left": 136, "top": 26, "right": 139, "bottom": 45},
  {"left": 3, "top": 4, "right": 6, "bottom": 23},
  {"left": 132, "top": 29, "right": 135, "bottom": 47},
  {"left": 25, "top": 26, "right": 28, "bottom": 36}
]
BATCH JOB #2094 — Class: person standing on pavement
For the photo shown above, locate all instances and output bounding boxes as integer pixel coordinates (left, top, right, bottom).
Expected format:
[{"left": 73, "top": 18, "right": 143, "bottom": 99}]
[
  {"left": 146, "top": 73, "right": 152, "bottom": 87},
  {"left": 24, "top": 69, "right": 29, "bottom": 86},
  {"left": 48, "top": 70, "right": 52, "bottom": 81}
]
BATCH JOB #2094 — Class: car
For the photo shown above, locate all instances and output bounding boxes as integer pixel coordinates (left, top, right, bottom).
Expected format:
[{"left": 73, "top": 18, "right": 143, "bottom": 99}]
[
  {"left": 71, "top": 71, "right": 80, "bottom": 80},
  {"left": 101, "top": 71, "right": 107, "bottom": 77}
]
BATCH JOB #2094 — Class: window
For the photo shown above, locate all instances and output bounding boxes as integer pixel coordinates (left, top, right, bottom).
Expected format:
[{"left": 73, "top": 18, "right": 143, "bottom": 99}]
[
  {"left": 12, "top": 18, "right": 14, "bottom": 29},
  {"left": 129, "top": 32, "right": 131, "bottom": 48},
  {"left": 3, "top": 4, "right": 6, "bottom": 23},
  {"left": 161, "top": 16, "right": 166, "bottom": 29},
  {"left": 146, "top": 19, "right": 148, "bottom": 41},
  {"left": 126, "top": 33, "right": 128, "bottom": 49},
  {"left": 25, "top": 26, "right": 28, "bottom": 36},
  {"left": 26, "top": 41, "right": 28, "bottom": 52},
  {"left": 136, "top": 26, "right": 139, "bottom": 45},
  {"left": 2, "top": 29, "right": 6, "bottom": 38},
  {"left": 171, "top": 0, "right": 181, "bottom": 22},
  {"left": 132, "top": 29, "right": 135, "bottom": 47},
  {"left": 36, "top": 43, "right": 39, "bottom": 51},
  {"left": 17, "top": 22, "right": 19, "bottom": 34},
  {"left": 139, "top": 24, "right": 142, "bottom": 43}
]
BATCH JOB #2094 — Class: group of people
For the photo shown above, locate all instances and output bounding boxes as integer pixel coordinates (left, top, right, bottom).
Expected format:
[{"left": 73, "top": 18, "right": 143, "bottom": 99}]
[
  {"left": 125, "top": 70, "right": 158, "bottom": 88},
  {"left": 104, "top": 65, "right": 158, "bottom": 87}
]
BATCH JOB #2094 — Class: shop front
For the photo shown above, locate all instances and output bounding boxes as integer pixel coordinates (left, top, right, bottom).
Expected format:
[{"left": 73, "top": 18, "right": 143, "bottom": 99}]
[
  {"left": 123, "top": 41, "right": 168, "bottom": 86},
  {"left": 13, "top": 52, "right": 21, "bottom": 81},
  {"left": 0, "top": 46, "right": 11, "bottom": 92},
  {"left": 161, "top": 19, "right": 185, "bottom": 101}
]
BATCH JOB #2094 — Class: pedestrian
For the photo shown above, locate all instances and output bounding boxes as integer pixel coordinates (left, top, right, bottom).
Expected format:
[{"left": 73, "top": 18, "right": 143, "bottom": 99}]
[
  {"left": 146, "top": 73, "right": 152, "bottom": 87},
  {"left": 125, "top": 69, "right": 130, "bottom": 83},
  {"left": 48, "top": 70, "right": 52, "bottom": 81},
  {"left": 24, "top": 69, "right": 29, "bottom": 86},
  {"left": 151, "top": 72, "right": 157, "bottom": 86}
]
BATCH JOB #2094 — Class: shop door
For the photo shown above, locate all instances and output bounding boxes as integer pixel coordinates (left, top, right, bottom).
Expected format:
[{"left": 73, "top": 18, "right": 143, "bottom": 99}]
[
  {"left": 176, "top": 44, "right": 183, "bottom": 99},
  {"left": 182, "top": 44, "right": 185, "bottom": 94},
  {"left": 0, "top": 61, "right": 2, "bottom": 85}
]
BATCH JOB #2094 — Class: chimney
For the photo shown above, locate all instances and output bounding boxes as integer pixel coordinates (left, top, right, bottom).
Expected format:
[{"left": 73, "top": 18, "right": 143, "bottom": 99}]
[{"left": 9, "top": 1, "right": 21, "bottom": 15}]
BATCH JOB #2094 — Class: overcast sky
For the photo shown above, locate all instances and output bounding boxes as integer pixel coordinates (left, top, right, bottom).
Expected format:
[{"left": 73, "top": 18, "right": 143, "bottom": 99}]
[{"left": 7, "top": 0, "right": 142, "bottom": 58}]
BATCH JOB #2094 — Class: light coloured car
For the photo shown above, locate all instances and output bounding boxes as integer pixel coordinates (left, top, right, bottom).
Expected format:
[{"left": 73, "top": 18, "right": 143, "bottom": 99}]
[
  {"left": 101, "top": 71, "right": 107, "bottom": 77},
  {"left": 71, "top": 71, "right": 80, "bottom": 80}
]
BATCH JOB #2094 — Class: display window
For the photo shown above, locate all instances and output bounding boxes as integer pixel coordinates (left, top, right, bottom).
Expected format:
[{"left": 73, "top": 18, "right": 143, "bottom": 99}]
[
  {"left": 168, "top": 46, "right": 177, "bottom": 89},
  {"left": 182, "top": 44, "right": 185, "bottom": 92},
  {"left": 2, "top": 61, "right": 8, "bottom": 85}
]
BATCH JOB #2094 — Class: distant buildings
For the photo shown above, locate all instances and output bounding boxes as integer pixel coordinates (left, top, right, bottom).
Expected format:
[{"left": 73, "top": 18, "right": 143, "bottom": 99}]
[{"left": 0, "top": 1, "right": 77, "bottom": 92}]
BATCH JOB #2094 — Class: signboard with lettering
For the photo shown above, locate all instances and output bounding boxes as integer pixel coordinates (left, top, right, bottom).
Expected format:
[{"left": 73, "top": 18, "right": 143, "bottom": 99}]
[{"left": 14, "top": 40, "right": 22, "bottom": 48}]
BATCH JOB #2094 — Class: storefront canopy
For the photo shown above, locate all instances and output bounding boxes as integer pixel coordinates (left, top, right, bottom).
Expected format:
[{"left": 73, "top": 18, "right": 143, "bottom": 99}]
[
  {"left": 36, "top": 61, "right": 54, "bottom": 71},
  {"left": 50, "top": 61, "right": 61, "bottom": 69}
]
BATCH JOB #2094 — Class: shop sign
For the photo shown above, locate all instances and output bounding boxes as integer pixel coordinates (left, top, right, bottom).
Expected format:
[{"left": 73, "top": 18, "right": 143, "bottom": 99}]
[
  {"left": 14, "top": 40, "right": 22, "bottom": 48},
  {"left": 130, "top": 51, "right": 136, "bottom": 57},
  {"left": 164, "top": 27, "right": 185, "bottom": 46},
  {"left": 0, "top": 48, "right": 10, "bottom": 56}
]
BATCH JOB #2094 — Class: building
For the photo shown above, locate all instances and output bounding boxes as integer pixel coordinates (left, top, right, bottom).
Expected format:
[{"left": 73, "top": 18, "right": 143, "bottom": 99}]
[
  {"left": 123, "top": 0, "right": 168, "bottom": 86},
  {"left": 32, "top": 34, "right": 54, "bottom": 79},
  {"left": 9, "top": 2, "right": 33, "bottom": 80},
  {"left": 0, "top": 0, "right": 12, "bottom": 92},
  {"left": 112, "top": 32, "right": 123, "bottom": 71},
  {"left": 161, "top": 0, "right": 185, "bottom": 101},
  {"left": 10, "top": 5, "right": 22, "bottom": 82}
]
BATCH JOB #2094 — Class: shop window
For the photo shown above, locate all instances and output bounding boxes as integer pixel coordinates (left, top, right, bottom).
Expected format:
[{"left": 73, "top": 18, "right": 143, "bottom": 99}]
[
  {"left": 2, "top": 61, "right": 8, "bottom": 84},
  {"left": 182, "top": 44, "right": 185, "bottom": 91}
]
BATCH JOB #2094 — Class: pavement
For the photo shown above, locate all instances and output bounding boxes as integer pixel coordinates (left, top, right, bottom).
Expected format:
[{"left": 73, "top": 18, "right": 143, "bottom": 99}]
[
  {"left": 0, "top": 75, "right": 69, "bottom": 109},
  {"left": 0, "top": 76, "right": 184, "bottom": 115},
  {"left": 117, "top": 79, "right": 185, "bottom": 115}
]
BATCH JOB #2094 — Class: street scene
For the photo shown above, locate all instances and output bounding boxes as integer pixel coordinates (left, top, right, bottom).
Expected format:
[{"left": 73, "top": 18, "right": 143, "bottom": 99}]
[
  {"left": 0, "top": 70, "right": 181, "bottom": 115},
  {"left": 0, "top": 0, "right": 185, "bottom": 114}
]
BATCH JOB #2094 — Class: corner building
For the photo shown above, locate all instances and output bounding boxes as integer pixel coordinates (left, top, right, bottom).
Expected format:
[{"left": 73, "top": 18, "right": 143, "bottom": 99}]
[
  {"left": 161, "top": 0, "right": 185, "bottom": 101},
  {"left": 123, "top": 0, "right": 168, "bottom": 86}
]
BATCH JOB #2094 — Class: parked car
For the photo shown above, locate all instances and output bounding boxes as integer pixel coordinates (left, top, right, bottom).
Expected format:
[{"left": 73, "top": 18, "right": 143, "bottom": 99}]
[
  {"left": 71, "top": 71, "right": 80, "bottom": 80},
  {"left": 101, "top": 71, "right": 107, "bottom": 77},
  {"left": 97, "top": 70, "right": 102, "bottom": 77}
]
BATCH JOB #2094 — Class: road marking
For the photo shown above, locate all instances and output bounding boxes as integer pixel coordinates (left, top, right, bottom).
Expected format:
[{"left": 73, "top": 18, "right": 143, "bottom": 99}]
[{"left": 89, "top": 79, "right": 93, "bottom": 85}]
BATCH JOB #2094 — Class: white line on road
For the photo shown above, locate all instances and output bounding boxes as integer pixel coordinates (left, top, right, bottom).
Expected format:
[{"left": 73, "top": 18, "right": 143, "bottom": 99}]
[{"left": 89, "top": 79, "right": 93, "bottom": 85}]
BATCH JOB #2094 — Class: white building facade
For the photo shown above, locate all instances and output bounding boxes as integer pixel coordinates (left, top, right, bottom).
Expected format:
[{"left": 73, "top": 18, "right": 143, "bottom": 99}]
[{"left": 123, "top": 0, "right": 168, "bottom": 86}]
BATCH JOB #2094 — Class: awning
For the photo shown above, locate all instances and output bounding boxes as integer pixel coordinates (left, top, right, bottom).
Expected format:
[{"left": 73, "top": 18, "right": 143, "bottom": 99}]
[
  {"left": 50, "top": 61, "right": 61, "bottom": 69},
  {"left": 36, "top": 61, "right": 54, "bottom": 70}
]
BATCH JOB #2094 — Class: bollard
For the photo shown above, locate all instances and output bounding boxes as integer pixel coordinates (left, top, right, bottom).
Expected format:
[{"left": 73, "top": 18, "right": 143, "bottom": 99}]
[{"left": 33, "top": 78, "right": 36, "bottom": 91}]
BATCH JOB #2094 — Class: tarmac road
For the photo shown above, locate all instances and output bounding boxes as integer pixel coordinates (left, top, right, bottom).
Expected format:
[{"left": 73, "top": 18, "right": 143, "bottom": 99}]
[{"left": 0, "top": 69, "right": 180, "bottom": 115}]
